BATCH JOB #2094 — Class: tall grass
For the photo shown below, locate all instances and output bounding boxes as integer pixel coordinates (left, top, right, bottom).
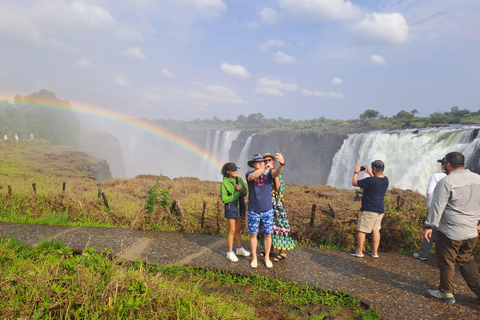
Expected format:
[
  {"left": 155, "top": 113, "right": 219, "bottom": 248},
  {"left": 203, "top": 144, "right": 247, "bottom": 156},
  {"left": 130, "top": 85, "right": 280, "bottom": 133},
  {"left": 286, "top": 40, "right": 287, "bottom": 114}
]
[{"left": 1, "top": 139, "right": 476, "bottom": 254}]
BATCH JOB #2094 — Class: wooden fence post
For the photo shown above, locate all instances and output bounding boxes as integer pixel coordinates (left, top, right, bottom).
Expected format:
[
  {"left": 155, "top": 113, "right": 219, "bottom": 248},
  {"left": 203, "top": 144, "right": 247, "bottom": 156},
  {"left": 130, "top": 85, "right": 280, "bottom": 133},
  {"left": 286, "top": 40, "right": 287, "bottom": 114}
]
[
  {"left": 8, "top": 185, "right": 12, "bottom": 196},
  {"left": 216, "top": 201, "right": 221, "bottom": 233},
  {"left": 101, "top": 192, "right": 109, "bottom": 209},
  {"left": 98, "top": 189, "right": 102, "bottom": 199},
  {"left": 201, "top": 200, "right": 206, "bottom": 230},
  {"left": 328, "top": 204, "right": 336, "bottom": 219},
  {"left": 32, "top": 183, "right": 36, "bottom": 194},
  {"left": 310, "top": 204, "right": 316, "bottom": 227},
  {"left": 62, "top": 182, "right": 66, "bottom": 192}
]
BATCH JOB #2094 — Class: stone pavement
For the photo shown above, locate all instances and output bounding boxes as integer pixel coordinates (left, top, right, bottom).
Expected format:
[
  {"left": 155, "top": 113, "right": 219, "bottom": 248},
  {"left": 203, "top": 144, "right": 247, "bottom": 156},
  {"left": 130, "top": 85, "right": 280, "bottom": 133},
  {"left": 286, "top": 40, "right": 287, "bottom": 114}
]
[{"left": 1, "top": 222, "right": 479, "bottom": 319}]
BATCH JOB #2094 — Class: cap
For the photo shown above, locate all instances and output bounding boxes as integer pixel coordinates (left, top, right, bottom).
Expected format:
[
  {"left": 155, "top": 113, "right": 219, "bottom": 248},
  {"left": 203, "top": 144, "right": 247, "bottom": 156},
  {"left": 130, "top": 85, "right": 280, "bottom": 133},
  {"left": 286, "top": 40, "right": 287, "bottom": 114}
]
[
  {"left": 226, "top": 163, "right": 239, "bottom": 171},
  {"left": 437, "top": 157, "right": 446, "bottom": 163}
]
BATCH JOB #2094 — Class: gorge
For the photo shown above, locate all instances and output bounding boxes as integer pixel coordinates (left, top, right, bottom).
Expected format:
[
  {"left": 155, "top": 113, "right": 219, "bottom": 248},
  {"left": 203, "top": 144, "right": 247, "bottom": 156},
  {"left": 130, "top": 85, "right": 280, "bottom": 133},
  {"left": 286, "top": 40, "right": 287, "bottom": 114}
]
[{"left": 82, "top": 123, "right": 480, "bottom": 193}]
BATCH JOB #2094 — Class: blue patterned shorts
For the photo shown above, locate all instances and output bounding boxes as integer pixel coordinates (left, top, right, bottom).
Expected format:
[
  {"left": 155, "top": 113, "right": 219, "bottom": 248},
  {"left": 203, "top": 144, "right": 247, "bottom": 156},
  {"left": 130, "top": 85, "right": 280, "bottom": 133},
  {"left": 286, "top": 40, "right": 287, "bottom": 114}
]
[{"left": 247, "top": 209, "right": 274, "bottom": 235}]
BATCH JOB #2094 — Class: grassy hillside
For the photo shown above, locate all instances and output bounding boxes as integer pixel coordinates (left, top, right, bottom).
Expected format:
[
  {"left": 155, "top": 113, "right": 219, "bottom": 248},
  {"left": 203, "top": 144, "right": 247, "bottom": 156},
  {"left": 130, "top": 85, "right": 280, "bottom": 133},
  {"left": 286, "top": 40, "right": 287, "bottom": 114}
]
[{"left": 1, "top": 139, "right": 473, "bottom": 254}]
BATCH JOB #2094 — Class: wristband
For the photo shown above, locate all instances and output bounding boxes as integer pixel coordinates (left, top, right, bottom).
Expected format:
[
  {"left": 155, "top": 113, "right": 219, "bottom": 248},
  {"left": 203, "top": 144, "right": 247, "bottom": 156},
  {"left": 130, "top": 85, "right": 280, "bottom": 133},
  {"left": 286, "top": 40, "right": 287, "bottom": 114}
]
[
  {"left": 353, "top": 171, "right": 359, "bottom": 174},
  {"left": 279, "top": 162, "right": 285, "bottom": 166}
]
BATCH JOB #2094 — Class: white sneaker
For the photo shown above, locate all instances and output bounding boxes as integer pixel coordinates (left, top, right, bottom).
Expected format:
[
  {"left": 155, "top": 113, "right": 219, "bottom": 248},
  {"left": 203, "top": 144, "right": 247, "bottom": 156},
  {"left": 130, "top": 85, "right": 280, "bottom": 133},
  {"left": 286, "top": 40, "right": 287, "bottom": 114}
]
[
  {"left": 226, "top": 251, "right": 238, "bottom": 262},
  {"left": 236, "top": 247, "right": 251, "bottom": 257}
]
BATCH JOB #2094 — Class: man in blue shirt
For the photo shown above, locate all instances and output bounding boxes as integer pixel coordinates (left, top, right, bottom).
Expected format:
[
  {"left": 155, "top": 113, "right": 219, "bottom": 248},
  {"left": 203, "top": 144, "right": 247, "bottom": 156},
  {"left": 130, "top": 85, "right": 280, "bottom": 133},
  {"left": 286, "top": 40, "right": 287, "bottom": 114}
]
[
  {"left": 246, "top": 153, "right": 285, "bottom": 269},
  {"left": 349, "top": 160, "right": 389, "bottom": 258}
]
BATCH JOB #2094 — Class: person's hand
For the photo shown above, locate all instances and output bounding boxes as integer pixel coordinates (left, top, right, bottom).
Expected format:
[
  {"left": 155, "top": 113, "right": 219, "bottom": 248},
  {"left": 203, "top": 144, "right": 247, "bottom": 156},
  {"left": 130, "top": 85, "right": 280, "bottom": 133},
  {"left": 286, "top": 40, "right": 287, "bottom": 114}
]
[
  {"left": 235, "top": 184, "right": 242, "bottom": 191},
  {"left": 275, "top": 152, "right": 284, "bottom": 164},
  {"left": 424, "top": 229, "right": 433, "bottom": 242},
  {"left": 477, "top": 223, "right": 480, "bottom": 234},
  {"left": 354, "top": 165, "right": 361, "bottom": 173},
  {"left": 364, "top": 164, "right": 372, "bottom": 175}
]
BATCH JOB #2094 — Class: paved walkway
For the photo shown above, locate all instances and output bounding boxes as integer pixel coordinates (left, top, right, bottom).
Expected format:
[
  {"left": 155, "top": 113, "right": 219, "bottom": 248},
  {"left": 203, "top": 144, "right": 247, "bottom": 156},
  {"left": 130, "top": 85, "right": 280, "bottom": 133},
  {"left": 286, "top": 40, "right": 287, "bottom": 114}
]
[{"left": 1, "top": 222, "right": 479, "bottom": 319}]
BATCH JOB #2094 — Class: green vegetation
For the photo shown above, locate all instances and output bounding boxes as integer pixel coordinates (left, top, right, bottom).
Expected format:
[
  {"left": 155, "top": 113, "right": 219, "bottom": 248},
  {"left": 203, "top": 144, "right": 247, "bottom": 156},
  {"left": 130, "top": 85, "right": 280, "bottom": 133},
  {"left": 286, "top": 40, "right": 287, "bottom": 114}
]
[
  {"left": 0, "top": 89, "right": 81, "bottom": 147},
  {"left": 0, "top": 238, "right": 379, "bottom": 319},
  {"left": 155, "top": 106, "right": 480, "bottom": 132}
]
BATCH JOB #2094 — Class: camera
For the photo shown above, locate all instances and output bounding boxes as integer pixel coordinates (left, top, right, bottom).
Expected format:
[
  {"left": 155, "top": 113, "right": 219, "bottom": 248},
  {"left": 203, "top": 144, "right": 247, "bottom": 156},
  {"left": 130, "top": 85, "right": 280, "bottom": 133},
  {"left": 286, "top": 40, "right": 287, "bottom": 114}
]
[{"left": 360, "top": 166, "right": 367, "bottom": 172}]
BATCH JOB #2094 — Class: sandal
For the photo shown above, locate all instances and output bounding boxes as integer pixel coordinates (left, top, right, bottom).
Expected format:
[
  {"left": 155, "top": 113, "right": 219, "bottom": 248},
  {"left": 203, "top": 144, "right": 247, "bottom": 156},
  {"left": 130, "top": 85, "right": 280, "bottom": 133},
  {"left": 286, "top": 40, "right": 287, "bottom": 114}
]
[
  {"left": 273, "top": 253, "right": 287, "bottom": 262},
  {"left": 259, "top": 251, "right": 276, "bottom": 258}
]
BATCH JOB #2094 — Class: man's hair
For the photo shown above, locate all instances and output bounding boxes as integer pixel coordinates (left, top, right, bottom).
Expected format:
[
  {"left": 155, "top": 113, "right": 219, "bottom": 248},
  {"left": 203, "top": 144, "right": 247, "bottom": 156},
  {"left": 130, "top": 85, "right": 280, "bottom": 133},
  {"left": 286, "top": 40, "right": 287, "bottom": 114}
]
[
  {"left": 371, "top": 160, "right": 385, "bottom": 172},
  {"left": 445, "top": 152, "right": 464, "bottom": 168}
]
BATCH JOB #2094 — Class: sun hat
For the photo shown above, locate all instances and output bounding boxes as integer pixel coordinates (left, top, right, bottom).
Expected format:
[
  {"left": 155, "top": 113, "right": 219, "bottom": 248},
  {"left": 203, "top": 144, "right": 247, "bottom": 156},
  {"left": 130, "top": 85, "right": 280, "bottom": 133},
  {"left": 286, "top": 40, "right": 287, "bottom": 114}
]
[
  {"left": 263, "top": 152, "right": 275, "bottom": 160},
  {"left": 247, "top": 153, "right": 267, "bottom": 168}
]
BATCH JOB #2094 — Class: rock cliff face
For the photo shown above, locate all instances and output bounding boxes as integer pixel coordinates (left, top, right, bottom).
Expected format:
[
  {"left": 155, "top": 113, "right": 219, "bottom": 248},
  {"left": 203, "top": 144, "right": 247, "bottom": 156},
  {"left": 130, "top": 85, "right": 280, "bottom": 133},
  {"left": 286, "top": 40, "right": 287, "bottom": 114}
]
[
  {"left": 228, "top": 129, "right": 347, "bottom": 185},
  {"left": 80, "top": 132, "right": 127, "bottom": 178}
]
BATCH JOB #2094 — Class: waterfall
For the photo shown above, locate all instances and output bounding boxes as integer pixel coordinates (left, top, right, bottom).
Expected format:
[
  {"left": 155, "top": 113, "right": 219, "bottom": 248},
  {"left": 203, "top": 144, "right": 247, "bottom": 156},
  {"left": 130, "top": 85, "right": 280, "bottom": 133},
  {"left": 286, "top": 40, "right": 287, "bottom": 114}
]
[
  {"left": 327, "top": 127, "right": 480, "bottom": 192},
  {"left": 201, "top": 130, "right": 241, "bottom": 181},
  {"left": 237, "top": 133, "right": 255, "bottom": 178}
]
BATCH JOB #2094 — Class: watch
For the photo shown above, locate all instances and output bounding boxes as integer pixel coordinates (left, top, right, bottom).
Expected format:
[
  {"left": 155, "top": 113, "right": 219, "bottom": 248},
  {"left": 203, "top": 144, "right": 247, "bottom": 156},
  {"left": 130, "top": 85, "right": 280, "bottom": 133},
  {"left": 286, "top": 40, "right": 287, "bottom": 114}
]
[
  {"left": 279, "top": 162, "right": 285, "bottom": 166},
  {"left": 353, "top": 171, "right": 359, "bottom": 174}
]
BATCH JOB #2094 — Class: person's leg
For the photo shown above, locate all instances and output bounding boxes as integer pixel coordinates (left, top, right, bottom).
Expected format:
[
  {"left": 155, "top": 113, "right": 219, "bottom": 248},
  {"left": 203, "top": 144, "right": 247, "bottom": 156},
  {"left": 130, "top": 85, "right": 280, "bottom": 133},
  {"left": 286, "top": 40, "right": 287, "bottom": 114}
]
[
  {"left": 247, "top": 210, "right": 261, "bottom": 264},
  {"left": 371, "top": 213, "right": 384, "bottom": 255},
  {"left": 250, "top": 233, "right": 258, "bottom": 261},
  {"left": 356, "top": 231, "right": 366, "bottom": 254},
  {"left": 264, "top": 234, "right": 272, "bottom": 261},
  {"left": 234, "top": 217, "right": 242, "bottom": 248},
  {"left": 227, "top": 218, "right": 236, "bottom": 251},
  {"left": 435, "top": 231, "right": 458, "bottom": 293},
  {"left": 261, "top": 209, "right": 274, "bottom": 267},
  {"left": 457, "top": 236, "right": 480, "bottom": 296},
  {"left": 372, "top": 230, "right": 380, "bottom": 255},
  {"left": 418, "top": 227, "right": 437, "bottom": 258}
]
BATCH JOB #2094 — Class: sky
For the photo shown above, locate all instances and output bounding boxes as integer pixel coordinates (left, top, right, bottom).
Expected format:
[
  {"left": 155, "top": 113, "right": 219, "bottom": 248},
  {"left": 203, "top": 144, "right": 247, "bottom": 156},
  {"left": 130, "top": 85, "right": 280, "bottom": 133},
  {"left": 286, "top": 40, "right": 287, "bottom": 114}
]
[{"left": 0, "top": 0, "right": 479, "bottom": 122}]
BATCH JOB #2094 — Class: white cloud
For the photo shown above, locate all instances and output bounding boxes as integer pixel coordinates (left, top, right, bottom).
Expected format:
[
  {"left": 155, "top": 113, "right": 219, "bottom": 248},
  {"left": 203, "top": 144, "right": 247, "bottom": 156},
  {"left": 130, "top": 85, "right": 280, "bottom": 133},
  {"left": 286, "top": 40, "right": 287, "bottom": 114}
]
[
  {"left": 220, "top": 63, "right": 250, "bottom": 78},
  {"left": 259, "top": 8, "right": 279, "bottom": 25},
  {"left": 332, "top": 77, "right": 343, "bottom": 85},
  {"left": 76, "top": 58, "right": 94, "bottom": 68},
  {"left": 122, "top": 47, "right": 147, "bottom": 59},
  {"left": 370, "top": 54, "right": 386, "bottom": 66},
  {"left": 255, "top": 87, "right": 284, "bottom": 97},
  {"left": 114, "top": 73, "right": 130, "bottom": 87},
  {"left": 192, "top": 82, "right": 244, "bottom": 104},
  {"left": 256, "top": 77, "right": 297, "bottom": 96},
  {"left": 175, "top": 0, "right": 227, "bottom": 18},
  {"left": 280, "top": 0, "right": 409, "bottom": 45},
  {"left": 354, "top": 13, "right": 409, "bottom": 45},
  {"left": 274, "top": 51, "right": 297, "bottom": 64},
  {"left": 280, "top": 0, "right": 363, "bottom": 22},
  {"left": 259, "top": 39, "right": 285, "bottom": 53},
  {"left": 302, "top": 89, "right": 345, "bottom": 98},
  {"left": 161, "top": 68, "right": 176, "bottom": 78}
]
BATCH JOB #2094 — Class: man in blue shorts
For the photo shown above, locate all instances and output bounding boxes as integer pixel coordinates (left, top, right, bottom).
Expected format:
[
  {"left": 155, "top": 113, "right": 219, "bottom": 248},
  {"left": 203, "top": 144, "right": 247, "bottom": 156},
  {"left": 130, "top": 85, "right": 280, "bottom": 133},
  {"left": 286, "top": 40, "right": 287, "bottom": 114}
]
[
  {"left": 246, "top": 153, "right": 285, "bottom": 269},
  {"left": 349, "top": 160, "right": 389, "bottom": 258}
]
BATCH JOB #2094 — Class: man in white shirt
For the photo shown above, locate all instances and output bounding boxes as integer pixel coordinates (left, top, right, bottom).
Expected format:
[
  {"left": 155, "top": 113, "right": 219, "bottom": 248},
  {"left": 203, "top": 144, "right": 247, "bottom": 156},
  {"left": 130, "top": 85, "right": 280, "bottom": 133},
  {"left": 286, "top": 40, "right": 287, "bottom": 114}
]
[{"left": 413, "top": 158, "right": 446, "bottom": 261}]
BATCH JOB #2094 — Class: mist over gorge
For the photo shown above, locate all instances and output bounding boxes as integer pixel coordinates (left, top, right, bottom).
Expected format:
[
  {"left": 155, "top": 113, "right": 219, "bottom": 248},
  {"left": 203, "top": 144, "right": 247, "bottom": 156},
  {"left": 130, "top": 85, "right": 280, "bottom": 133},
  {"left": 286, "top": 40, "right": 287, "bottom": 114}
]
[{"left": 80, "top": 120, "right": 480, "bottom": 193}]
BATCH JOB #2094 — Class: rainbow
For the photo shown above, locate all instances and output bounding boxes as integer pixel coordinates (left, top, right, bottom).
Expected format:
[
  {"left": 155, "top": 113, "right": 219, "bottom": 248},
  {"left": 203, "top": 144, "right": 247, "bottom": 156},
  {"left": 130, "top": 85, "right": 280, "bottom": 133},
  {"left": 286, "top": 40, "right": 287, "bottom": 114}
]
[{"left": 3, "top": 96, "right": 224, "bottom": 170}]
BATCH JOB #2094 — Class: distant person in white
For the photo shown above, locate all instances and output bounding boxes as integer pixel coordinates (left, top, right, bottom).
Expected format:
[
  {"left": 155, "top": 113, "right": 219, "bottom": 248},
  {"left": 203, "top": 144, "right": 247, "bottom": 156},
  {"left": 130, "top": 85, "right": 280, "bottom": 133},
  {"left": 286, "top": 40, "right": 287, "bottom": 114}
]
[
  {"left": 14, "top": 134, "right": 19, "bottom": 143},
  {"left": 413, "top": 158, "right": 447, "bottom": 261}
]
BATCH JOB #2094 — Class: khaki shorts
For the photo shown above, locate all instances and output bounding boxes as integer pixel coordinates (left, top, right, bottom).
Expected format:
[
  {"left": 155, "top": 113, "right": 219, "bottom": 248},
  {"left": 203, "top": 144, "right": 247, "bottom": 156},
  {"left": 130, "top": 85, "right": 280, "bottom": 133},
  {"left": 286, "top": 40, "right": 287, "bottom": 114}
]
[{"left": 357, "top": 211, "right": 384, "bottom": 233}]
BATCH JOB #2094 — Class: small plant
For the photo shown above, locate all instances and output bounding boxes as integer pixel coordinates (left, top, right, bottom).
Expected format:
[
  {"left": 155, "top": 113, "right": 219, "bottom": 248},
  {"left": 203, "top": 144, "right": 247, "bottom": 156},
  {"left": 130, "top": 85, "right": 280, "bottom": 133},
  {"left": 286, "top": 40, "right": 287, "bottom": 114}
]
[{"left": 145, "top": 177, "right": 172, "bottom": 213}]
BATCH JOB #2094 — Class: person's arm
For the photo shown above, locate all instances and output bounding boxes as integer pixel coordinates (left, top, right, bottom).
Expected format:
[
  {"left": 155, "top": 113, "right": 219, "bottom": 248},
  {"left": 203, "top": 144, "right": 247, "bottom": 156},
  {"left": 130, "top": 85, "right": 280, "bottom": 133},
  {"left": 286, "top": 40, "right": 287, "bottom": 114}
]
[
  {"left": 424, "top": 179, "right": 450, "bottom": 229},
  {"left": 271, "top": 153, "right": 285, "bottom": 179},
  {"left": 247, "top": 168, "right": 264, "bottom": 181},
  {"left": 425, "top": 175, "right": 437, "bottom": 207},
  {"left": 220, "top": 181, "right": 241, "bottom": 204},
  {"left": 237, "top": 177, "right": 247, "bottom": 197},
  {"left": 352, "top": 165, "right": 361, "bottom": 187}
]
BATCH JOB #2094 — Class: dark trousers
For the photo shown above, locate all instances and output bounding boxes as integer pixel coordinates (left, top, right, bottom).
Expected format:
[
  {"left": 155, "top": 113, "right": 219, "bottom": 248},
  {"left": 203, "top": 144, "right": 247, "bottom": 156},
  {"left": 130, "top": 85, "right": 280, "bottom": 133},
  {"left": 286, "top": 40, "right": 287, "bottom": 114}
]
[{"left": 436, "top": 231, "right": 480, "bottom": 296}]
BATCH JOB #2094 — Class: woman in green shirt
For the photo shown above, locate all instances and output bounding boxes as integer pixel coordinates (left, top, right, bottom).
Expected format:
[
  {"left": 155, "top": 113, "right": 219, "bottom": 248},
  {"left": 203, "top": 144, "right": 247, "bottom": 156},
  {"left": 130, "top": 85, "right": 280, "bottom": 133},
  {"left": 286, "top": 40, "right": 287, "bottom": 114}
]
[{"left": 220, "top": 163, "right": 250, "bottom": 262}]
